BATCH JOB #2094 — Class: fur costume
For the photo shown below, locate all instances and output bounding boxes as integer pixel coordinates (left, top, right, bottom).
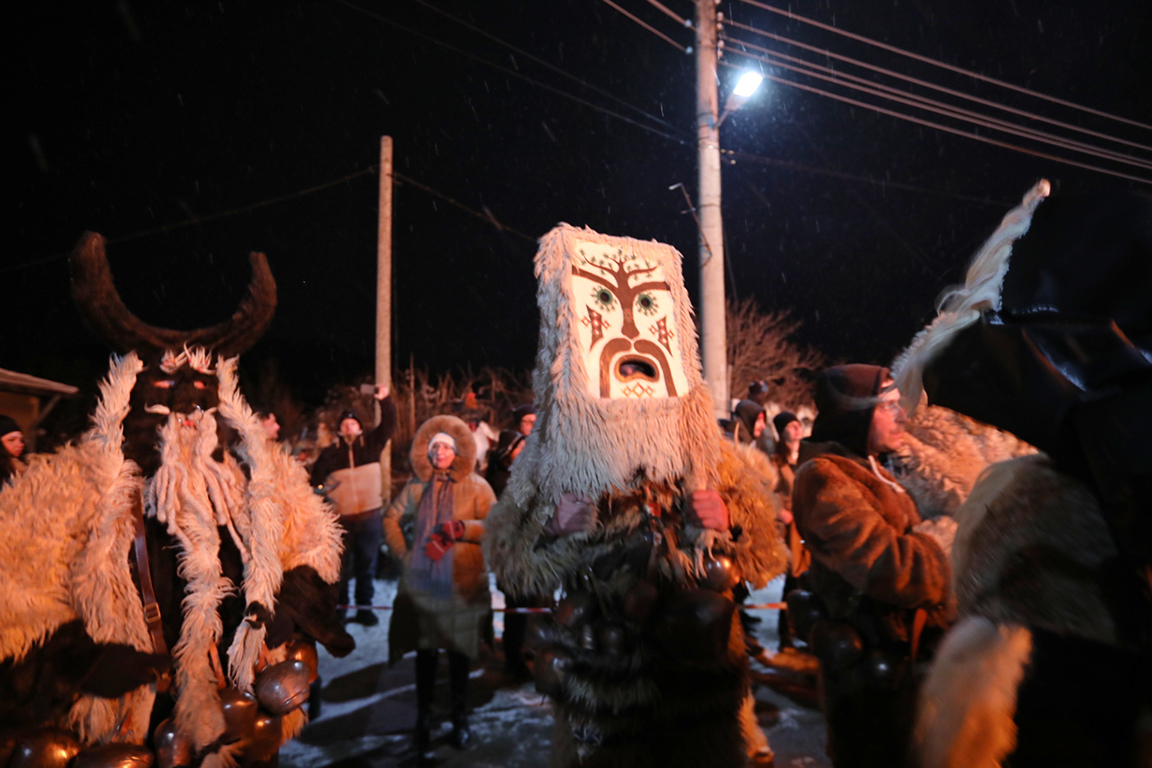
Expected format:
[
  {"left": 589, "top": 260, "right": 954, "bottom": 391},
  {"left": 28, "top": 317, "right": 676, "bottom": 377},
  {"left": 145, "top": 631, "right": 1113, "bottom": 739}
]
[
  {"left": 0, "top": 233, "right": 350, "bottom": 767},
  {"left": 485, "top": 225, "right": 786, "bottom": 767},
  {"left": 899, "top": 185, "right": 1152, "bottom": 767}
]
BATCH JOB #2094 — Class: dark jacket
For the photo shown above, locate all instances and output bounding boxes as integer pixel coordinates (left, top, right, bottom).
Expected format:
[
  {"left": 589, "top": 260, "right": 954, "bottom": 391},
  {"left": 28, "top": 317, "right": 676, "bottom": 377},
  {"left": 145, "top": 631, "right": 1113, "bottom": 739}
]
[{"left": 310, "top": 396, "right": 397, "bottom": 486}]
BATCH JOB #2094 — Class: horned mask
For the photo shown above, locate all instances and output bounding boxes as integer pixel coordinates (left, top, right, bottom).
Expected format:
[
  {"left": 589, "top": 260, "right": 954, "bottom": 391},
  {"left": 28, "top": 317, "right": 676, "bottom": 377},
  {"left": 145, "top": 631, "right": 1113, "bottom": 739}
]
[{"left": 508, "top": 225, "right": 721, "bottom": 504}]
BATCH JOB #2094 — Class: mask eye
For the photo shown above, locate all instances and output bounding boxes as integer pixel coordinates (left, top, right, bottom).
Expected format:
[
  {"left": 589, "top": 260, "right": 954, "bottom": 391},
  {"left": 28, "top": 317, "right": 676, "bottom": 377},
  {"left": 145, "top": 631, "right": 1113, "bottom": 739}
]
[
  {"left": 635, "top": 292, "right": 659, "bottom": 316},
  {"left": 592, "top": 288, "right": 616, "bottom": 311},
  {"left": 193, "top": 380, "right": 208, "bottom": 390},
  {"left": 154, "top": 379, "right": 175, "bottom": 389}
]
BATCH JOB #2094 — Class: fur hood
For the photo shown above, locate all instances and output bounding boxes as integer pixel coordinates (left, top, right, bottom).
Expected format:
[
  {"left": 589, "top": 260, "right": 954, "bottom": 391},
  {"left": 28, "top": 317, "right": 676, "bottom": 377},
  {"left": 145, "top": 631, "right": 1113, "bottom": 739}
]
[{"left": 410, "top": 415, "right": 476, "bottom": 482}]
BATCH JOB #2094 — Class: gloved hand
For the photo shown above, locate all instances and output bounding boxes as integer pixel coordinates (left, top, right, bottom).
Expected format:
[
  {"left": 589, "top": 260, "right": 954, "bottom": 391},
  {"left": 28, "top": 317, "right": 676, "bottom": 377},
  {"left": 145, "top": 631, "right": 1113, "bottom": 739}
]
[
  {"left": 688, "top": 489, "right": 730, "bottom": 531},
  {"left": 434, "top": 520, "right": 466, "bottom": 542},
  {"left": 545, "top": 492, "right": 598, "bottom": 535},
  {"left": 914, "top": 516, "right": 958, "bottom": 560}
]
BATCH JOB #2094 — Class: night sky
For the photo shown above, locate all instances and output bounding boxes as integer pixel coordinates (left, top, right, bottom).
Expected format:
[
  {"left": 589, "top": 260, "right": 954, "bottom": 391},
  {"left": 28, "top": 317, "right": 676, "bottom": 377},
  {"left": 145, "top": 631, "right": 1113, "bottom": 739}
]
[{"left": 10, "top": 0, "right": 1151, "bottom": 408}]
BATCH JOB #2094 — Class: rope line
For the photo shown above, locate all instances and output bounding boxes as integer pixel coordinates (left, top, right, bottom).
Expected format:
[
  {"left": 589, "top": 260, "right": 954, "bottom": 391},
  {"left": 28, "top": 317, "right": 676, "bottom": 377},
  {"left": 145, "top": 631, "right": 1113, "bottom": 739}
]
[
  {"left": 338, "top": 603, "right": 789, "bottom": 612},
  {"left": 733, "top": 0, "right": 1152, "bottom": 132}
]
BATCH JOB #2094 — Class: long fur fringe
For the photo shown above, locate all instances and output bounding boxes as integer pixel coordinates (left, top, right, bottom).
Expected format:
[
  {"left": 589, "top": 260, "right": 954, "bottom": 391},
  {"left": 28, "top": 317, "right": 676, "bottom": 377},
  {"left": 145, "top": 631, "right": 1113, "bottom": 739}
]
[
  {"left": 893, "top": 180, "right": 1050, "bottom": 412},
  {"left": 915, "top": 616, "right": 1033, "bottom": 768}
]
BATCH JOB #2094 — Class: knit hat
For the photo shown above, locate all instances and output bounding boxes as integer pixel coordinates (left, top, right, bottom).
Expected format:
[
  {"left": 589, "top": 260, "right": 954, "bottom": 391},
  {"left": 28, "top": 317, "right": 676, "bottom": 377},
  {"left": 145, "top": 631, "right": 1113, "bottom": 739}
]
[
  {"left": 511, "top": 403, "right": 536, "bottom": 423},
  {"left": 428, "top": 432, "right": 457, "bottom": 453},
  {"left": 732, "top": 400, "right": 766, "bottom": 445},
  {"left": 810, "top": 365, "right": 893, "bottom": 458},
  {"left": 0, "top": 415, "right": 20, "bottom": 439},
  {"left": 337, "top": 409, "right": 362, "bottom": 428},
  {"left": 772, "top": 411, "right": 798, "bottom": 438}
]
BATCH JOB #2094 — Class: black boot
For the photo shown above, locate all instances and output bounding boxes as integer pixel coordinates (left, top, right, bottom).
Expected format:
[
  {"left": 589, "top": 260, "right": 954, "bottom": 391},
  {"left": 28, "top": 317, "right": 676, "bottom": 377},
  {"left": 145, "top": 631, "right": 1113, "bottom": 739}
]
[
  {"left": 414, "top": 649, "right": 437, "bottom": 752},
  {"left": 447, "top": 651, "right": 471, "bottom": 749}
]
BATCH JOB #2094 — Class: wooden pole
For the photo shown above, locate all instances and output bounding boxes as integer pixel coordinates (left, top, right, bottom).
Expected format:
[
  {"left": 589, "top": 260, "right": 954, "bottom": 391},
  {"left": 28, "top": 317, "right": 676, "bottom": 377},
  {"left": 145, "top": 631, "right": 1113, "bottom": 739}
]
[{"left": 376, "top": 136, "right": 393, "bottom": 495}]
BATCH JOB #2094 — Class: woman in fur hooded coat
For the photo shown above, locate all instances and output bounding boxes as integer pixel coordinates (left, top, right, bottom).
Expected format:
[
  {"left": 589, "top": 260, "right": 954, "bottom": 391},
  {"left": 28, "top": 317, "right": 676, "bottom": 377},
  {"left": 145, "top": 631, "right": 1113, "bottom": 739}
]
[
  {"left": 485, "top": 225, "right": 787, "bottom": 768},
  {"left": 383, "top": 414, "right": 497, "bottom": 751}
]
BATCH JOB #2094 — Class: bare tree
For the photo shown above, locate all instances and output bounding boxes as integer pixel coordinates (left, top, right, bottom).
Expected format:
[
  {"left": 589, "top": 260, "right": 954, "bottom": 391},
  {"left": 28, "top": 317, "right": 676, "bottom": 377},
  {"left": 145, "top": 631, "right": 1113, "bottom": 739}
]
[{"left": 727, "top": 298, "right": 825, "bottom": 409}]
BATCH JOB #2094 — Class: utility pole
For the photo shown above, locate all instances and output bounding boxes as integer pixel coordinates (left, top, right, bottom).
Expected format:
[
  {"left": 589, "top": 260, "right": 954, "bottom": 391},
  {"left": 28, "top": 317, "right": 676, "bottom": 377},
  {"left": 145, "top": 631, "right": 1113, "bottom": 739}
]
[
  {"left": 696, "top": 0, "right": 728, "bottom": 417},
  {"left": 376, "top": 136, "right": 393, "bottom": 494}
]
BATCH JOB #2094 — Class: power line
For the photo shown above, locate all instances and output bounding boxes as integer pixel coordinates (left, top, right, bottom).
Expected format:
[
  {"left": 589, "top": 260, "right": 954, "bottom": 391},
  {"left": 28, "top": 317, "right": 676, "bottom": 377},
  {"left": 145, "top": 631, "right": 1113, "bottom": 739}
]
[
  {"left": 732, "top": 0, "right": 1152, "bottom": 132},
  {"left": 720, "top": 148, "right": 1015, "bottom": 207},
  {"left": 330, "top": 0, "right": 690, "bottom": 145},
  {"left": 599, "top": 0, "right": 690, "bottom": 52},
  {"left": 723, "top": 18, "right": 1152, "bottom": 155},
  {"left": 1, "top": 166, "right": 535, "bottom": 274},
  {"left": 644, "top": 0, "right": 692, "bottom": 28},
  {"left": 405, "top": 0, "right": 678, "bottom": 130},
  {"left": 724, "top": 41, "right": 1152, "bottom": 172},
  {"left": 718, "top": 56, "right": 1152, "bottom": 186}
]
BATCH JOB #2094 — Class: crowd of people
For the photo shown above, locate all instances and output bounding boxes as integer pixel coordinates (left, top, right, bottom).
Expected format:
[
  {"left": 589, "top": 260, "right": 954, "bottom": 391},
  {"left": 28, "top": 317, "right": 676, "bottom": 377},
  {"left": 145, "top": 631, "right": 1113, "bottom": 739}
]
[{"left": 1, "top": 185, "right": 1148, "bottom": 767}]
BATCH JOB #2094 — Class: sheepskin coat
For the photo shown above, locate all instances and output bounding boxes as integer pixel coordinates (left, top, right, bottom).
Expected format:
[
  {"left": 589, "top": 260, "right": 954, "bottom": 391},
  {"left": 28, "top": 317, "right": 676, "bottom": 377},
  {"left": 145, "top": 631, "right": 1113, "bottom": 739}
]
[
  {"left": 916, "top": 454, "right": 1148, "bottom": 768},
  {"left": 383, "top": 415, "right": 496, "bottom": 661},
  {"left": 793, "top": 440, "right": 952, "bottom": 642}
]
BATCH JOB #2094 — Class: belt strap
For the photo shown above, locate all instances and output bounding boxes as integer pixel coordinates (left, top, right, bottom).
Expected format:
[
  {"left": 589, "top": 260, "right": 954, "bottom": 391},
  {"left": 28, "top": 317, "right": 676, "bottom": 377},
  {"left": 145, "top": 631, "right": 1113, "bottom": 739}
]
[
  {"left": 910, "top": 607, "right": 928, "bottom": 661},
  {"left": 132, "top": 493, "right": 171, "bottom": 692}
]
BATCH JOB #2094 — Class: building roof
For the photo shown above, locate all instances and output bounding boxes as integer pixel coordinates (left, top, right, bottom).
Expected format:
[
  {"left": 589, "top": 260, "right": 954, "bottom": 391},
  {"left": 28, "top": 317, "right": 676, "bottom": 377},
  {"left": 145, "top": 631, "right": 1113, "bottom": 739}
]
[{"left": 0, "top": 368, "right": 80, "bottom": 397}]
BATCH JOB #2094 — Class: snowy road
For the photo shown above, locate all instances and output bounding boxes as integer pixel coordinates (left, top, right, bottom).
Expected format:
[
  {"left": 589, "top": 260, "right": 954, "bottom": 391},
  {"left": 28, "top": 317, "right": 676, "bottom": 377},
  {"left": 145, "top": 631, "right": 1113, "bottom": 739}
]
[{"left": 279, "top": 577, "right": 830, "bottom": 767}]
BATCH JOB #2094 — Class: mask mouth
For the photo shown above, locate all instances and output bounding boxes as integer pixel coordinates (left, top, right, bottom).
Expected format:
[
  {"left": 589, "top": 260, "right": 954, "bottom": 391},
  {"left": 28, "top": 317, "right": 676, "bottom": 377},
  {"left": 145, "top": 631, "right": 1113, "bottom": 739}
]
[{"left": 615, "top": 355, "right": 659, "bottom": 382}]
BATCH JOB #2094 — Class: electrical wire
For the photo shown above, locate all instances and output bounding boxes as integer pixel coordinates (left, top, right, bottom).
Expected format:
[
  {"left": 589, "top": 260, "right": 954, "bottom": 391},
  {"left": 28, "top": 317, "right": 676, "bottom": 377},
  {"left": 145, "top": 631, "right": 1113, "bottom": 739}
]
[
  {"left": 599, "top": 0, "right": 690, "bottom": 52},
  {"left": 720, "top": 148, "right": 1016, "bottom": 207},
  {"left": 732, "top": 0, "right": 1152, "bottom": 132},
  {"left": 717, "top": 56, "right": 1152, "bottom": 185},
  {"left": 330, "top": 0, "right": 690, "bottom": 145},
  {"left": 644, "top": 0, "right": 692, "bottom": 28},
  {"left": 1, "top": 166, "right": 534, "bottom": 274},
  {"left": 723, "top": 18, "right": 1152, "bottom": 155},
  {"left": 723, "top": 41, "right": 1152, "bottom": 172},
  {"left": 406, "top": 0, "right": 678, "bottom": 130}
]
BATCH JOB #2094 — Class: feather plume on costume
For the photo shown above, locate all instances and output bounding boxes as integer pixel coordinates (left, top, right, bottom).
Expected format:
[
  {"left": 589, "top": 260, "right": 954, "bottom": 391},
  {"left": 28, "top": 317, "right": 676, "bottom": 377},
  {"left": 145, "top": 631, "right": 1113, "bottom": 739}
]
[{"left": 893, "top": 180, "right": 1050, "bottom": 413}]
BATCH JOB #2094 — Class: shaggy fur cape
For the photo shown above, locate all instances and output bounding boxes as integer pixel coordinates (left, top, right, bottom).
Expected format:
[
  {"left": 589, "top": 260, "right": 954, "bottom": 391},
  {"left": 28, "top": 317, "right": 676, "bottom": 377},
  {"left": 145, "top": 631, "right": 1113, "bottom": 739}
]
[
  {"left": 0, "top": 352, "right": 343, "bottom": 763},
  {"left": 915, "top": 455, "right": 1141, "bottom": 768}
]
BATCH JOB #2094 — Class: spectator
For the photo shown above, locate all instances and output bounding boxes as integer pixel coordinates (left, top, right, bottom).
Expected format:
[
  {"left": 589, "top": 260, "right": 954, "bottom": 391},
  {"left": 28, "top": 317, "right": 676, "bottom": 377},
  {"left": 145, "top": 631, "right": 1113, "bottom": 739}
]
[
  {"left": 748, "top": 379, "right": 771, "bottom": 406},
  {"left": 456, "top": 392, "right": 498, "bottom": 473},
  {"left": 310, "top": 385, "right": 396, "bottom": 625},
  {"left": 383, "top": 416, "right": 496, "bottom": 752},
  {"left": 731, "top": 399, "right": 767, "bottom": 448},
  {"left": 257, "top": 410, "right": 281, "bottom": 442},
  {"left": 485, "top": 429, "right": 525, "bottom": 499},
  {"left": 510, "top": 403, "right": 536, "bottom": 436},
  {"left": 770, "top": 411, "right": 811, "bottom": 649},
  {"left": 0, "top": 415, "right": 27, "bottom": 487},
  {"left": 793, "top": 364, "right": 954, "bottom": 768}
]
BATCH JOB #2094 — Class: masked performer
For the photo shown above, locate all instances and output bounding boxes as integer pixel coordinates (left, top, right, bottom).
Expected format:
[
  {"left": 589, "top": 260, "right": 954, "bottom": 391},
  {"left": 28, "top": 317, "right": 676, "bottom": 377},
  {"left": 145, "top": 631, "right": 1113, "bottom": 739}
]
[
  {"left": 485, "top": 225, "right": 787, "bottom": 768},
  {"left": 0, "top": 233, "right": 352, "bottom": 768},
  {"left": 898, "top": 182, "right": 1152, "bottom": 768}
]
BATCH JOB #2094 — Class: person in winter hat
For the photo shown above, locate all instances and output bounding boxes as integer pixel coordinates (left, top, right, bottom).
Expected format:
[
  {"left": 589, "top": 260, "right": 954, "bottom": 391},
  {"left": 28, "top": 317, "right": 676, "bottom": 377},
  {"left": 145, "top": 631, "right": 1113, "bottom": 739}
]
[
  {"left": 0, "top": 415, "right": 26, "bottom": 486},
  {"left": 792, "top": 364, "right": 955, "bottom": 768}
]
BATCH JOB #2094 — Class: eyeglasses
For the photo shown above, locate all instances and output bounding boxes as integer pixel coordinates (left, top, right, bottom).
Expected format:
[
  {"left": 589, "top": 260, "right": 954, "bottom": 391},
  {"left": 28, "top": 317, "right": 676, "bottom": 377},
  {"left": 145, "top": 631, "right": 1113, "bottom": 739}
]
[{"left": 876, "top": 400, "right": 906, "bottom": 417}]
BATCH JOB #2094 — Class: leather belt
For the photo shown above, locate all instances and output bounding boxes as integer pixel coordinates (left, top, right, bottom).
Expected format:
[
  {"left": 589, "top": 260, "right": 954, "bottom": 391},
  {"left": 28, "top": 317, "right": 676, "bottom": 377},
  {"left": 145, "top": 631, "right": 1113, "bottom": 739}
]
[{"left": 132, "top": 492, "right": 171, "bottom": 692}]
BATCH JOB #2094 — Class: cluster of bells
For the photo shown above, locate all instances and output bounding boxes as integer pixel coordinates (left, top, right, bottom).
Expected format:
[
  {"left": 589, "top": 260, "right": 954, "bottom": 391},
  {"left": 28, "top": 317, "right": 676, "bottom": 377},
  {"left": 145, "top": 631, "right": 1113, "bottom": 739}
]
[
  {"left": 532, "top": 549, "right": 744, "bottom": 697},
  {"left": 785, "top": 589, "right": 905, "bottom": 685},
  {"left": 1, "top": 639, "right": 320, "bottom": 768}
]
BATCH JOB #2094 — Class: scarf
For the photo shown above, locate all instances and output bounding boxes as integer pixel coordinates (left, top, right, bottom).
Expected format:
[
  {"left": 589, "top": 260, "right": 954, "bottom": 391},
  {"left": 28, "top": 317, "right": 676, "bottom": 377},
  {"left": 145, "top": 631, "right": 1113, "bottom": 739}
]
[{"left": 408, "top": 472, "right": 456, "bottom": 599}]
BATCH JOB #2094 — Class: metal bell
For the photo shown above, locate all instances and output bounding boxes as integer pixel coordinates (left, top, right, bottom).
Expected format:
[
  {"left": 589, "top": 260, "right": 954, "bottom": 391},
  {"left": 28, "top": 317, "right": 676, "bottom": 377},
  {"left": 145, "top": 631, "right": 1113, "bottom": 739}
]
[
  {"left": 254, "top": 659, "right": 312, "bottom": 715},
  {"left": 219, "top": 688, "right": 259, "bottom": 743},
  {"left": 597, "top": 622, "right": 628, "bottom": 658},
  {"left": 621, "top": 580, "right": 659, "bottom": 623},
  {"left": 153, "top": 717, "right": 193, "bottom": 768},
  {"left": 283, "top": 638, "right": 320, "bottom": 684},
  {"left": 813, "top": 622, "right": 864, "bottom": 672},
  {"left": 654, "top": 588, "right": 736, "bottom": 659},
  {"left": 8, "top": 727, "right": 81, "bottom": 768},
  {"left": 552, "top": 591, "right": 596, "bottom": 629},
  {"left": 700, "top": 554, "right": 742, "bottom": 592},
  {"left": 785, "top": 589, "right": 827, "bottom": 641},
  {"left": 244, "top": 713, "right": 282, "bottom": 762},
  {"left": 72, "top": 743, "right": 155, "bottom": 768}
]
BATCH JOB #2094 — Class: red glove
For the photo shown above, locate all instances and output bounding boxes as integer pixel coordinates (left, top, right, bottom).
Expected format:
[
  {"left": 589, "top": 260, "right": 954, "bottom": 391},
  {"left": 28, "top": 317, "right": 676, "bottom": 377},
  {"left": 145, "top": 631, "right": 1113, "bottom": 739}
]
[
  {"left": 435, "top": 520, "right": 466, "bottom": 542},
  {"left": 689, "top": 489, "right": 730, "bottom": 531}
]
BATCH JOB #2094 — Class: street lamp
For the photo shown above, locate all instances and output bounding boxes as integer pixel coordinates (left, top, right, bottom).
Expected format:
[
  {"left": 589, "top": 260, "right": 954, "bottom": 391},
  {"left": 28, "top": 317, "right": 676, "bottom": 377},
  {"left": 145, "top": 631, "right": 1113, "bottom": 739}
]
[{"left": 718, "top": 71, "right": 764, "bottom": 127}]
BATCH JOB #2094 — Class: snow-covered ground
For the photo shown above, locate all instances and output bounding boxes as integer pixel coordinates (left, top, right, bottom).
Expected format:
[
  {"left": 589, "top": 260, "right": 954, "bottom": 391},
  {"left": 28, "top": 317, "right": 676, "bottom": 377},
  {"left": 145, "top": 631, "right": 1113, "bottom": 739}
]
[{"left": 279, "top": 576, "right": 829, "bottom": 767}]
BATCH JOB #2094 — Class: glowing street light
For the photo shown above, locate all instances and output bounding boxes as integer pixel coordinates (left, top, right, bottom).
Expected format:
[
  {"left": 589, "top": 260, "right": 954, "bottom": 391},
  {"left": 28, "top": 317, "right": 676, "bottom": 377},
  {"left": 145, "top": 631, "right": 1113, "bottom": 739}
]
[{"left": 718, "top": 70, "right": 764, "bottom": 127}]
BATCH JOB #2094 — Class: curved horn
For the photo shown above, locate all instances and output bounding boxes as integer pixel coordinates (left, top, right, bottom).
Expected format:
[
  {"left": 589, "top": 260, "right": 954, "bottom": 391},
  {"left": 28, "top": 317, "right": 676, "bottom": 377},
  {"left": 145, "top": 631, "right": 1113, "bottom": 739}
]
[{"left": 70, "top": 232, "right": 277, "bottom": 357}]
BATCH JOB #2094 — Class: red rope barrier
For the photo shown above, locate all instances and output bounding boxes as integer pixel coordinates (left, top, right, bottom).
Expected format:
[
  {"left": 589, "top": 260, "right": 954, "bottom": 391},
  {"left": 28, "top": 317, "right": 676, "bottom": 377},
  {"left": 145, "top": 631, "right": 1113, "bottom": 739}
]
[{"left": 338, "top": 603, "right": 787, "bottom": 612}]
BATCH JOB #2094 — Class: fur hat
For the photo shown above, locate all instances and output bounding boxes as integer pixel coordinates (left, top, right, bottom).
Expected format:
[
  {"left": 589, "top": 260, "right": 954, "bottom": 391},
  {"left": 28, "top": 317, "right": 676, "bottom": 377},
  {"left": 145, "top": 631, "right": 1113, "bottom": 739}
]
[{"left": 810, "top": 364, "right": 891, "bottom": 458}]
